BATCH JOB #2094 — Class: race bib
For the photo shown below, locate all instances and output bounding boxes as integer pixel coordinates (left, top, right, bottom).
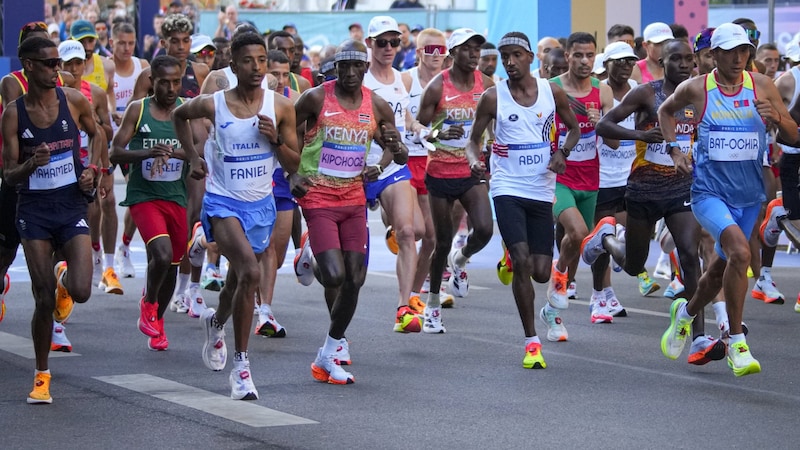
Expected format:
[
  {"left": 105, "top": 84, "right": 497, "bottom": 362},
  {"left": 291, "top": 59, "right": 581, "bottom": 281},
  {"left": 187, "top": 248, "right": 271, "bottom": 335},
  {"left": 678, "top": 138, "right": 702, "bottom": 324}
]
[
  {"left": 142, "top": 158, "right": 184, "bottom": 182},
  {"left": 29, "top": 150, "right": 76, "bottom": 190},
  {"left": 645, "top": 134, "right": 691, "bottom": 167},
  {"left": 224, "top": 153, "right": 273, "bottom": 191},
  {"left": 319, "top": 141, "right": 365, "bottom": 178},
  {"left": 505, "top": 142, "right": 551, "bottom": 177},
  {"left": 440, "top": 119, "right": 473, "bottom": 149},
  {"left": 707, "top": 125, "right": 759, "bottom": 162},
  {"left": 562, "top": 131, "right": 597, "bottom": 162},
  {"left": 600, "top": 140, "right": 636, "bottom": 170}
]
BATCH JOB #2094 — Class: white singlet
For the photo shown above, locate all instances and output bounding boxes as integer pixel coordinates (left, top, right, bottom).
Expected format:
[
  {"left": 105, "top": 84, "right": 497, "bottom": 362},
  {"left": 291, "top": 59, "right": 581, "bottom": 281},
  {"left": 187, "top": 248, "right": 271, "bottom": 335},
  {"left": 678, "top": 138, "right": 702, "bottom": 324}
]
[
  {"left": 112, "top": 58, "right": 143, "bottom": 134},
  {"left": 402, "top": 67, "right": 428, "bottom": 157},
  {"left": 599, "top": 79, "right": 637, "bottom": 188},
  {"left": 780, "top": 66, "right": 800, "bottom": 155},
  {"left": 363, "top": 68, "right": 409, "bottom": 179}
]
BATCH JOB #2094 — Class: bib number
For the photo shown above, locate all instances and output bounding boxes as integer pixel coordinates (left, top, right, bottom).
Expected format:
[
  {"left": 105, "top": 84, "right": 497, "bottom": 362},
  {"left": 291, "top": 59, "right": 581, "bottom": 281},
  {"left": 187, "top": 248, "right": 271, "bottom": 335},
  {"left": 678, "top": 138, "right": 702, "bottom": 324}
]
[
  {"left": 707, "top": 125, "right": 759, "bottom": 162},
  {"left": 29, "top": 150, "right": 76, "bottom": 190}
]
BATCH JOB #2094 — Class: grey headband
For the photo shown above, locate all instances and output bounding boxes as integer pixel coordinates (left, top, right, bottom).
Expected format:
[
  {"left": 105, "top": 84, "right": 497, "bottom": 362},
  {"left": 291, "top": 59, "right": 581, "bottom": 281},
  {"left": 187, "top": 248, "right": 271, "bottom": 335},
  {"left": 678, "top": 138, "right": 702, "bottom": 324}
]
[
  {"left": 321, "top": 61, "right": 335, "bottom": 73},
  {"left": 480, "top": 49, "right": 500, "bottom": 58},
  {"left": 334, "top": 50, "right": 369, "bottom": 63},
  {"left": 497, "top": 37, "right": 532, "bottom": 52}
]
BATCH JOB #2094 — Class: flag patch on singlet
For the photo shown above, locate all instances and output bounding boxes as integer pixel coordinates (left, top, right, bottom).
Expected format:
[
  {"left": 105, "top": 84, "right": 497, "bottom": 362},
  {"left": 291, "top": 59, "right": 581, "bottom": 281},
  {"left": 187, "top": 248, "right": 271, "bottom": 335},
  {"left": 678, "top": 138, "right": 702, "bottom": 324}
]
[
  {"left": 473, "top": 93, "right": 482, "bottom": 102},
  {"left": 359, "top": 113, "right": 371, "bottom": 123},
  {"left": 684, "top": 109, "right": 694, "bottom": 118},
  {"left": 733, "top": 99, "right": 750, "bottom": 108}
]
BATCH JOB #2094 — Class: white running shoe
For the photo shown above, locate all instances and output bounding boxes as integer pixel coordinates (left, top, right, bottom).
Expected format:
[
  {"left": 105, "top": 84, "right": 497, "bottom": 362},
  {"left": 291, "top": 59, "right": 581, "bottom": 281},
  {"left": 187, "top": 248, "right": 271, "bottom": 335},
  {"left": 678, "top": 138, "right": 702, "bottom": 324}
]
[
  {"left": 294, "top": 232, "right": 315, "bottom": 286},
  {"left": 311, "top": 348, "right": 355, "bottom": 384},
  {"left": 590, "top": 293, "right": 613, "bottom": 324},
  {"left": 566, "top": 281, "right": 577, "bottom": 300},
  {"left": 255, "top": 306, "right": 286, "bottom": 337},
  {"left": 187, "top": 285, "right": 207, "bottom": 318},
  {"left": 230, "top": 363, "right": 259, "bottom": 400},
  {"left": 332, "top": 338, "right": 351, "bottom": 365},
  {"left": 423, "top": 305, "right": 446, "bottom": 334},
  {"left": 51, "top": 322, "right": 72, "bottom": 352},
  {"left": 539, "top": 306, "right": 568, "bottom": 342},
  {"left": 92, "top": 249, "right": 103, "bottom": 284},
  {"left": 114, "top": 244, "right": 136, "bottom": 278},
  {"left": 447, "top": 248, "right": 469, "bottom": 297},
  {"left": 653, "top": 252, "right": 672, "bottom": 280},
  {"left": 606, "top": 289, "right": 626, "bottom": 317},
  {"left": 187, "top": 223, "right": 206, "bottom": 267},
  {"left": 452, "top": 233, "right": 468, "bottom": 250},
  {"left": 201, "top": 308, "right": 227, "bottom": 371},
  {"left": 169, "top": 292, "right": 189, "bottom": 314}
]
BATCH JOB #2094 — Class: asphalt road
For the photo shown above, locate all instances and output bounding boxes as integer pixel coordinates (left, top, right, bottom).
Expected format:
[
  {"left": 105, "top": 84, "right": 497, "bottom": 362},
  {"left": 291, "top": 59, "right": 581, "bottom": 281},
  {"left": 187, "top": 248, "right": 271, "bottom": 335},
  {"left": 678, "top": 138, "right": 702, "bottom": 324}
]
[{"left": 1, "top": 182, "right": 799, "bottom": 449}]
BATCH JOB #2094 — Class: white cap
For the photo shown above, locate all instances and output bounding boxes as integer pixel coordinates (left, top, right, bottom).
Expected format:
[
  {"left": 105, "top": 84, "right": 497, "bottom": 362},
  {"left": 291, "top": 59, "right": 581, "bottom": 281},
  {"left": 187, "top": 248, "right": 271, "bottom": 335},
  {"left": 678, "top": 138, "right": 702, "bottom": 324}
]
[
  {"left": 604, "top": 41, "right": 637, "bottom": 60},
  {"left": 786, "top": 40, "right": 800, "bottom": 63},
  {"left": 367, "top": 16, "right": 400, "bottom": 38},
  {"left": 643, "top": 22, "right": 674, "bottom": 43},
  {"left": 190, "top": 34, "right": 216, "bottom": 54},
  {"left": 592, "top": 53, "right": 606, "bottom": 74},
  {"left": 58, "top": 40, "right": 85, "bottom": 61},
  {"left": 447, "top": 28, "right": 486, "bottom": 51},
  {"left": 47, "top": 23, "right": 60, "bottom": 35},
  {"left": 711, "top": 23, "right": 755, "bottom": 51}
]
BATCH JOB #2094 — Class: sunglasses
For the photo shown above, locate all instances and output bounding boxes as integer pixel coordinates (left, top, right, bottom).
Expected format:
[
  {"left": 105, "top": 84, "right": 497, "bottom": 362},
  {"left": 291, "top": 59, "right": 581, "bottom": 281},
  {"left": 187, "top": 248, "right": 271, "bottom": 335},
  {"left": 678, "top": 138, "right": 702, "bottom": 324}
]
[
  {"left": 610, "top": 58, "right": 636, "bottom": 66},
  {"left": 423, "top": 44, "right": 447, "bottom": 56},
  {"left": 29, "top": 58, "right": 63, "bottom": 68},
  {"left": 745, "top": 29, "right": 761, "bottom": 41},
  {"left": 374, "top": 37, "right": 401, "bottom": 48},
  {"left": 22, "top": 21, "right": 47, "bottom": 32},
  {"left": 196, "top": 49, "right": 215, "bottom": 58}
]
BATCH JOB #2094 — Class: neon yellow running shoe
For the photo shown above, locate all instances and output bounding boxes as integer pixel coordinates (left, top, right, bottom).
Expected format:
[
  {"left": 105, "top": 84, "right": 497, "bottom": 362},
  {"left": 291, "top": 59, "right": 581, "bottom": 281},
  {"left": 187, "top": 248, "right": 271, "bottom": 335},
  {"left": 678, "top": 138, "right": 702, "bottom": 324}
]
[
  {"left": 523, "top": 342, "right": 547, "bottom": 369},
  {"left": 727, "top": 341, "right": 761, "bottom": 377},
  {"left": 660, "top": 298, "right": 693, "bottom": 359}
]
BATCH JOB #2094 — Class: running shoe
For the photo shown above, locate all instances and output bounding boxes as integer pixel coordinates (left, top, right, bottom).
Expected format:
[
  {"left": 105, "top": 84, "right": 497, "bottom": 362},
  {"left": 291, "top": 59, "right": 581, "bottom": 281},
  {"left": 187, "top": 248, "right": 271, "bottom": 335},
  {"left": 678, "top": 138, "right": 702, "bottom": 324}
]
[
  {"left": 148, "top": 318, "right": 169, "bottom": 351},
  {"left": 567, "top": 281, "right": 577, "bottom": 300},
  {"left": 637, "top": 271, "right": 660, "bottom": 296},
  {"left": 333, "top": 338, "right": 351, "bottom": 366},
  {"left": 422, "top": 305, "right": 446, "bottom": 334},
  {"left": 385, "top": 226, "right": 399, "bottom": 255},
  {"left": 590, "top": 292, "right": 613, "bottom": 324},
  {"left": 1, "top": 273, "right": 9, "bottom": 323},
  {"left": 452, "top": 232, "right": 468, "bottom": 250},
  {"left": 114, "top": 243, "right": 136, "bottom": 278},
  {"left": 440, "top": 289, "right": 455, "bottom": 308},
  {"left": 255, "top": 307, "right": 286, "bottom": 337},
  {"left": 294, "top": 231, "right": 315, "bottom": 286},
  {"left": 53, "top": 262, "right": 74, "bottom": 323},
  {"left": 447, "top": 248, "right": 469, "bottom": 298},
  {"left": 760, "top": 198, "right": 787, "bottom": 247},
  {"left": 522, "top": 342, "right": 547, "bottom": 369},
  {"left": 653, "top": 253, "right": 672, "bottom": 280},
  {"left": 751, "top": 277, "right": 785, "bottom": 304},
  {"left": 408, "top": 295, "right": 426, "bottom": 315},
  {"left": 727, "top": 341, "right": 762, "bottom": 377},
  {"left": 187, "top": 285, "right": 207, "bottom": 318},
  {"left": 51, "top": 323, "right": 72, "bottom": 352},
  {"left": 496, "top": 247, "right": 513, "bottom": 285},
  {"left": 138, "top": 297, "right": 160, "bottom": 338},
  {"left": 230, "top": 363, "right": 259, "bottom": 400},
  {"left": 747, "top": 266, "right": 754, "bottom": 279},
  {"left": 606, "top": 289, "right": 626, "bottom": 317},
  {"left": 539, "top": 306, "right": 568, "bottom": 342},
  {"left": 98, "top": 267, "right": 124, "bottom": 295},
  {"left": 687, "top": 335, "right": 725, "bottom": 365},
  {"left": 92, "top": 248, "right": 103, "bottom": 284},
  {"left": 547, "top": 262, "right": 569, "bottom": 309},
  {"left": 311, "top": 348, "right": 355, "bottom": 385},
  {"left": 663, "top": 278, "right": 685, "bottom": 299},
  {"left": 660, "top": 298, "right": 693, "bottom": 360},
  {"left": 201, "top": 308, "right": 227, "bottom": 371},
  {"left": 186, "top": 222, "right": 206, "bottom": 267},
  {"left": 393, "top": 305, "right": 422, "bottom": 333},
  {"left": 169, "top": 291, "right": 189, "bottom": 314},
  {"left": 27, "top": 372, "right": 52, "bottom": 404},
  {"left": 795, "top": 293, "right": 800, "bottom": 313},
  {"left": 201, "top": 267, "right": 224, "bottom": 291},
  {"left": 580, "top": 217, "right": 615, "bottom": 265}
]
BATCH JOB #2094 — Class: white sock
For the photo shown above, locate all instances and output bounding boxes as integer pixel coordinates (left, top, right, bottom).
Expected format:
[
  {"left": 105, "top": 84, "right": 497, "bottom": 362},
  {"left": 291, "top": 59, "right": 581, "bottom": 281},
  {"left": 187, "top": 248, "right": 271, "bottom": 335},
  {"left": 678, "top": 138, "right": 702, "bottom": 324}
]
[
  {"left": 454, "top": 249, "right": 468, "bottom": 267},
  {"left": 603, "top": 286, "right": 615, "bottom": 300},
  {"left": 322, "top": 335, "right": 339, "bottom": 356},
  {"left": 427, "top": 292, "right": 440, "bottom": 308},
  {"left": 104, "top": 253, "right": 114, "bottom": 269},
  {"left": 712, "top": 301, "right": 728, "bottom": 332},
  {"left": 410, "top": 292, "right": 420, "bottom": 299},
  {"left": 592, "top": 289, "right": 604, "bottom": 301},
  {"left": 729, "top": 333, "right": 746, "bottom": 345},
  {"left": 260, "top": 303, "right": 272, "bottom": 315},
  {"left": 188, "top": 282, "right": 200, "bottom": 291},
  {"left": 677, "top": 302, "right": 694, "bottom": 322},
  {"left": 36, "top": 369, "right": 51, "bottom": 375},
  {"left": 760, "top": 266, "right": 772, "bottom": 280},
  {"left": 525, "top": 336, "right": 541, "bottom": 346},
  {"left": 176, "top": 273, "right": 190, "bottom": 294}
]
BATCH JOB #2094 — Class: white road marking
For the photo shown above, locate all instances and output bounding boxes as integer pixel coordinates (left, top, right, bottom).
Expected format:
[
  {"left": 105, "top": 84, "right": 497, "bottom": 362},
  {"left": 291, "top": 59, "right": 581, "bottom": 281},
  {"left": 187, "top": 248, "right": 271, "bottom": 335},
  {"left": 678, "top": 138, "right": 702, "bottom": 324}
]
[
  {"left": 94, "top": 374, "right": 318, "bottom": 427},
  {"left": 367, "top": 271, "right": 489, "bottom": 290},
  {"left": 0, "top": 331, "right": 80, "bottom": 358},
  {"left": 571, "top": 299, "right": 717, "bottom": 324}
]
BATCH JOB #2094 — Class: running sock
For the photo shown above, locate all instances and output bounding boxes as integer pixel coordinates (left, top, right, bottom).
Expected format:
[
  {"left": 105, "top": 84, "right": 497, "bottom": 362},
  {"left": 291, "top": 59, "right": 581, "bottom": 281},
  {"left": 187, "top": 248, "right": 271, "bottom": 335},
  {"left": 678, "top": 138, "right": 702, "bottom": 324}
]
[
  {"left": 234, "top": 351, "right": 248, "bottom": 363},
  {"left": 410, "top": 291, "right": 420, "bottom": 298},
  {"left": 322, "top": 334, "right": 339, "bottom": 356},
  {"left": 104, "top": 254, "right": 114, "bottom": 269},
  {"left": 712, "top": 301, "right": 729, "bottom": 333},
  {"left": 176, "top": 273, "right": 190, "bottom": 294},
  {"left": 729, "top": 333, "right": 746, "bottom": 345},
  {"left": 122, "top": 234, "right": 132, "bottom": 247},
  {"left": 427, "top": 292, "right": 441, "bottom": 308},
  {"left": 592, "top": 289, "right": 604, "bottom": 301},
  {"left": 525, "top": 336, "right": 541, "bottom": 346},
  {"left": 189, "top": 282, "right": 200, "bottom": 290},
  {"left": 260, "top": 303, "right": 272, "bottom": 314},
  {"left": 454, "top": 249, "right": 468, "bottom": 267},
  {"left": 92, "top": 242, "right": 101, "bottom": 252},
  {"left": 760, "top": 266, "right": 772, "bottom": 280},
  {"left": 603, "top": 286, "right": 616, "bottom": 299},
  {"left": 35, "top": 369, "right": 51, "bottom": 375}
]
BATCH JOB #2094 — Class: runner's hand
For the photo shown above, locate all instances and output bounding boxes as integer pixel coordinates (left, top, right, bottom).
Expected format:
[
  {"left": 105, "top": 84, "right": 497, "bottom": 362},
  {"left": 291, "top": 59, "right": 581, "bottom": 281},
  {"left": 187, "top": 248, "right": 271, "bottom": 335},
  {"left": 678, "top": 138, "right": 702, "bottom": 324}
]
[
  {"left": 32, "top": 143, "right": 50, "bottom": 167},
  {"left": 470, "top": 160, "right": 486, "bottom": 178},
  {"left": 257, "top": 114, "right": 278, "bottom": 143},
  {"left": 548, "top": 150, "right": 567, "bottom": 174},
  {"left": 671, "top": 152, "right": 692, "bottom": 177},
  {"left": 289, "top": 173, "right": 314, "bottom": 198},
  {"left": 98, "top": 169, "right": 114, "bottom": 198},
  {"left": 638, "top": 128, "right": 664, "bottom": 144},
  {"left": 441, "top": 124, "right": 464, "bottom": 140},
  {"left": 189, "top": 157, "right": 208, "bottom": 180}
]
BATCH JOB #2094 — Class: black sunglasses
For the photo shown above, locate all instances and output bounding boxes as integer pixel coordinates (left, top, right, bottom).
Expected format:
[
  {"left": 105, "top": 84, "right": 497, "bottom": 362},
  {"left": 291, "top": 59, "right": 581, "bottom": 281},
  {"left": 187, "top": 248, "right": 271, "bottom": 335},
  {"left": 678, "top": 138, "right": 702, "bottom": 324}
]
[
  {"left": 375, "top": 38, "right": 401, "bottom": 48},
  {"left": 29, "top": 58, "right": 63, "bottom": 68}
]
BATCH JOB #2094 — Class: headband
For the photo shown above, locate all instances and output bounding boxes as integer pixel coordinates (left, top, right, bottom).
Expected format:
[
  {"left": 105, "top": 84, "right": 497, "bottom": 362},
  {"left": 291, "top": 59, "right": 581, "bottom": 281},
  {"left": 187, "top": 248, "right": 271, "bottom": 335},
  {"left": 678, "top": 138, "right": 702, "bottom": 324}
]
[
  {"left": 334, "top": 50, "right": 368, "bottom": 63},
  {"left": 480, "top": 49, "right": 500, "bottom": 58},
  {"left": 321, "top": 60, "right": 335, "bottom": 73},
  {"left": 497, "top": 36, "right": 531, "bottom": 52}
]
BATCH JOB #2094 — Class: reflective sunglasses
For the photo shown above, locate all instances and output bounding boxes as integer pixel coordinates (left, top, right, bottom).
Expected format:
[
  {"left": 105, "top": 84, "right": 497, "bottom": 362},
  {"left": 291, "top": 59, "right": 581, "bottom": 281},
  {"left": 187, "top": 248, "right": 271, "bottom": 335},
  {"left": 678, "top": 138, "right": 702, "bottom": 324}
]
[
  {"left": 19, "top": 21, "right": 48, "bottom": 43},
  {"left": 423, "top": 44, "right": 447, "bottom": 56},
  {"left": 374, "top": 37, "right": 401, "bottom": 48},
  {"left": 610, "top": 58, "right": 636, "bottom": 67},
  {"left": 29, "top": 58, "right": 63, "bottom": 68},
  {"left": 745, "top": 29, "right": 761, "bottom": 41},
  {"left": 196, "top": 49, "right": 216, "bottom": 58}
]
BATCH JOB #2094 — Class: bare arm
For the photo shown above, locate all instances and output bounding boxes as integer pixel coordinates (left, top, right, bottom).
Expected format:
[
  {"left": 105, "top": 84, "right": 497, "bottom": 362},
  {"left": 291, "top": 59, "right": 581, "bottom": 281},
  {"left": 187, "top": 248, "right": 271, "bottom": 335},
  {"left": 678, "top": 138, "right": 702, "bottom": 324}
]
[
  {"left": 373, "top": 95, "right": 407, "bottom": 166},
  {"left": 171, "top": 95, "right": 216, "bottom": 179},
  {"left": 92, "top": 87, "right": 114, "bottom": 149},
  {"left": 70, "top": 89, "right": 101, "bottom": 189},
  {"left": 416, "top": 73, "right": 443, "bottom": 126},
  {"left": 1, "top": 104, "right": 33, "bottom": 185},
  {"left": 598, "top": 82, "right": 620, "bottom": 149},
  {"left": 193, "top": 62, "right": 210, "bottom": 89},
  {"left": 551, "top": 83, "right": 580, "bottom": 174},
  {"left": 466, "top": 87, "right": 496, "bottom": 175},
  {"left": 754, "top": 74, "right": 799, "bottom": 144},
  {"left": 132, "top": 67, "right": 153, "bottom": 101},
  {"left": 0, "top": 76, "right": 23, "bottom": 107},
  {"left": 200, "top": 69, "right": 229, "bottom": 94},
  {"left": 267, "top": 95, "right": 300, "bottom": 174},
  {"left": 110, "top": 100, "right": 163, "bottom": 165},
  {"left": 103, "top": 58, "right": 117, "bottom": 117},
  {"left": 658, "top": 78, "right": 700, "bottom": 175},
  {"left": 596, "top": 84, "right": 661, "bottom": 142}
]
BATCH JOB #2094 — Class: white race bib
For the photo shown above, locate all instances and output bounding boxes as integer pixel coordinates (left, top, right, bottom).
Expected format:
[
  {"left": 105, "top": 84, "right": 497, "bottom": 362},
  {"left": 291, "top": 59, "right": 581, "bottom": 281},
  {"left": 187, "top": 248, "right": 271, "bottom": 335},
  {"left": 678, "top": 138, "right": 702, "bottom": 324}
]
[
  {"left": 561, "top": 131, "right": 597, "bottom": 162},
  {"left": 645, "top": 134, "right": 691, "bottom": 166},
  {"left": 319, "top": 141, "right": 365, "bottom": 178},
  {"left": 224, "top": 153, "right": 273, "bottom": 191},
  {"left": 142, "top": 158, "right": 184, "bottom": 182},
  {"left": 707, "top": 125, "right": 759, "bottom": 161},
  {"left": 29, "top": 150, "right": 76, "bottom": 190},
  {"left": 505, "top": 143, "right": 551, "bottom": 177}
]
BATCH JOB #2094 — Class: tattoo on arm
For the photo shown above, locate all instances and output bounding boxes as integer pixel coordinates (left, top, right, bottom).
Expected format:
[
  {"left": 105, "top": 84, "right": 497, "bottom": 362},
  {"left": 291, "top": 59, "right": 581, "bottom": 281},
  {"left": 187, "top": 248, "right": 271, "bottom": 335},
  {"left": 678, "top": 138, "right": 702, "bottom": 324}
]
[{"left": 215, "top": 76, "right": 229, "bottom": 89}]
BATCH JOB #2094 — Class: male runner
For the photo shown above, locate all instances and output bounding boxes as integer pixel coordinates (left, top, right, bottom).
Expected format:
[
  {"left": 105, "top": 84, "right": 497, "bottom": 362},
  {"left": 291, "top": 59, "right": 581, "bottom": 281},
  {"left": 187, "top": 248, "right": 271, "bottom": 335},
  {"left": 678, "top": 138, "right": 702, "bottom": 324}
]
[
  {"left": 531, "top": 37, "right": 561, "bottom": 78},
  {"left": 468, "top": 31, "right": 579, "bottom": 368},
  {"left": 267, "top": 31, "right": 311, "bottom": 93},
  {"left": 635, "top": 22, "right": 674, "bottom": 83},
  {"left": 755, "top": 44, "right": 781, "bottom": 79},
  {"left": 417, "top": 28, "right": 495, "bottom": 331},
  {"left": 2, "top": 37, "right": 101, "bottom": 403},
  {"left": 479, "top": 42, "right": 500, "bottom": 81},
  {"left": 173, "top": 32, "right": 300, "bottom": 399},
  {"left": 292, "top": 40, "right": 406, "bottom": 383},
  {"left": 658, "top": 23, "right": 797, "bottom": 376}
]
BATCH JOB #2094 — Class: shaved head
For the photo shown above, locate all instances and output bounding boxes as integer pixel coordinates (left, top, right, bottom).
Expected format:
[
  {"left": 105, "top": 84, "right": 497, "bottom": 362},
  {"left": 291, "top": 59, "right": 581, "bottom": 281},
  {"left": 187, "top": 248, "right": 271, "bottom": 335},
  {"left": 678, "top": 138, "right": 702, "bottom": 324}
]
[{"left": 536, "top": 36, "right": 561, "bottom": 60}]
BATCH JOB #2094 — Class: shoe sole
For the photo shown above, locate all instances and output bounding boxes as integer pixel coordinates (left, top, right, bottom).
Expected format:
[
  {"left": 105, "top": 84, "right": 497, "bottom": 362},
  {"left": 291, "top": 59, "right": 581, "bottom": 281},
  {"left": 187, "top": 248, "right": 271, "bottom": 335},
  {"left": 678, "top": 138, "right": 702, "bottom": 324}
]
[
  {"left": 580, "top": 217, "right": 615, "bottom": 265},
  {"left": 751, "top": 289, "right": 785, "bottom": 304},
  {"left": 688, "top": 340, "right": 726, "bottom": 365},
  {"left": 51, "top": 345, "right": 72, "bottom": 352},
  {"left": 640, "top": 283, "right": 661, "bottom": 296},
  {"left": 523, "top": 358, "right": 547, "bottom": 369},
  {"left": 27, "top": 396, "right": 53, "bottom": 404},
  {"left": 759, "top": 198, "right": 783, "bottom": 247},
  {"left": 104, "top": 286, "right": 124, "bottom": 295},
  {"left": 256, "top": 323, "right": 287, "bottom": 338},
  {"left": 727, "top": 357, "right": 762, "bottom": 377},
  {"left": 311, "top": 363, "right": 354, "bottom": 384},
  {"left": 53, "top": 263, "right": 74, "bottom": 323},
  {"left": 610, "top": 308, "right": 627, "bottom": 317},
  {"left": 441, "top": 297, "right": 454, "bottom": 308},
  {"left": 232, "top": 391, "right": 259, "bottom": 400},
  {"left": 590, "top": 314, "right": 613, "bottom": 324},
  {"left": 385, "top": 227, "right": 399, "bottom": 255},
  {"left": 660, "top": 299, "right": 688, "bottom": 360}
]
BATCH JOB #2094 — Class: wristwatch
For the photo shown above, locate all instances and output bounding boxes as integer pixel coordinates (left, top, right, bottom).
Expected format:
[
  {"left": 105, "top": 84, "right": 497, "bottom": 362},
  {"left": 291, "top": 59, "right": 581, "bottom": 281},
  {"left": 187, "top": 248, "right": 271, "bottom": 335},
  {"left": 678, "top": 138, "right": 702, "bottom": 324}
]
[{"left": 101, "top": 165, "right": 115, "bottom": 175}]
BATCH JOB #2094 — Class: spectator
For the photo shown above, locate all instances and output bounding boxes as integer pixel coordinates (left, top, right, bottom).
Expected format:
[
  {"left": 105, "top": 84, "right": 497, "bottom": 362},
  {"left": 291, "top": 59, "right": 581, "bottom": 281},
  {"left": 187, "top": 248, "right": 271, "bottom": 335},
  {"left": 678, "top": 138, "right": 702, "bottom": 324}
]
[
  {"left": 215, "top": 5, "right": 239, "bottom": 39},
  {"left": 168, "top": 1, "right": 184, "bottom": 15},
  {"left": 411, "top": 24, "right": 423, "bottom": 39},
  {"left": 59, "top": 2, "right": 81, "bottom": 41},
  {"left": 211, "top": 37, "right": 231, "bottom": 70},
  {"left": 48, "top": 23, "right": 61, "bottom": 45},
  {"left": 143, "top": 13, "right": 167, "bottom": 61},
  {"left": 349, "top": 23, "right": 364, "bottom": 42},
  {"left": 332, "top": 0, "right": 357, "bottom": 10},
  {"left": 94, "top": 20, "right": 113, "bottom": 57},
  {"left": 390, "top": 0, "right": 425, "bottom": 8},
  {"left": 393, "top": 23, "right": 416, "bottom": 71}
]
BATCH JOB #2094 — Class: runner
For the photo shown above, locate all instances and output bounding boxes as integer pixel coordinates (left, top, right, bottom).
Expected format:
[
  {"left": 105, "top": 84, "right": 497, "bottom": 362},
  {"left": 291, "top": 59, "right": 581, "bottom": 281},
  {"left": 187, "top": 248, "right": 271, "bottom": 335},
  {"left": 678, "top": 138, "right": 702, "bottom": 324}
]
[
  {"left": 657, "top": 23, "right": 797, "bottom": 376},
  {"left": 172, "top": 32, "right": 300, "bottom": 399},
  {"left": 291, "top": 39, "right": 406, "bottom": 383},
  {"left": 468, "top": 31, "right": 579, "bottom": 367},
  {"left": 531, "top": 37, "right": 561, "bottom": 78},
  {"left": 635, "top": 22, "right": 674, "bottom": 83},
  {"left": 267, "top": 31, "right": 311, "bottom": 93},
  {"left": 416, "top": 28, "right": 495, "bottom": 330},
  {"left": 2, "top": 36, "right": 101, "bottom": 403},
  {"left": 541, "top": 48, "right": 568, "bottom": 79}
]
